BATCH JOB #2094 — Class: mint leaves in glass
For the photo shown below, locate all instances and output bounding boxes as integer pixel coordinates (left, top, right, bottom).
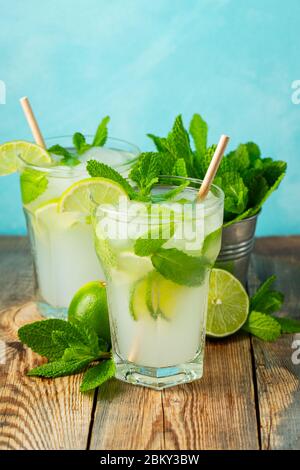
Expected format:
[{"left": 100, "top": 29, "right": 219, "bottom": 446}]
[{"left": 91, "top": 176, "right": 224, "bottom": 389}]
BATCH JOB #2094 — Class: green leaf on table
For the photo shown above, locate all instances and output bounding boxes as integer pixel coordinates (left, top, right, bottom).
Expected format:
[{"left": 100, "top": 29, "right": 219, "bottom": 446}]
[
  {"left": 18, "top": 319, "right": 84, "bottom": 361},
  {"left": 80, "top": 359, "right": 116, "bottom": 392},
  {"left": 250, "top": 275, "right": 284, "bottom": 314},
  {"left": 274, "top": 317, "right": 300, "bottom": 334},
  {"left": 86, "top": 160, "right": 137, "bottom": 199},
  {"left": 61, "top": 345, "right": 98, "bottom": 363},
  {"left": 151, "top": 248, "right": 210, "bottom": 286},
  {"left": 189, "top": 113, "right": 208, "bottom": 159},
  {"left": 27, "top": 359, "right": 91, "bottom": 378},
  {"left": 20, "top": 168, "right": 48, "bottom": 204},
  {"left": 92, "top": 116, "right": 110, "bottom": 146},
  {"left": 134, "top": 223, "right": 175, "bottom": 257},
  {"left": 243, "top": 311, "right": 282, "bottom": 341}
]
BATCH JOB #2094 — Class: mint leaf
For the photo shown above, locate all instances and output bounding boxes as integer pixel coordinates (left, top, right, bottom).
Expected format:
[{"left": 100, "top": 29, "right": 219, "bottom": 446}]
[
  {"left": 172, "top": 158, "right": 187, "bottom": 177},
  {"left": 189, "top": 113, "right": 208, "bottom": 159},
  {"left": 61, "top": 345, "right": 98, "bottom": 363},
  {"left": 274, "top": 317, "right": 300, "bottom": 334},
  {"left": 151, "top": 181, "right": 189, "bottom": 203},
  {"left": 243, "top": 311, "right": 282, "bottom": 341},
  {"left": 169, "top": 115, "right": 193, "bottom": 174},
  {"left": 246, "top": 142, "right": 261, "bottom": 164},
  {"left": 134, "top": 223, "right": 175, "bottom": 257},
  {"left": 86, "top": 160, "right": 137, "bottom": 199},
  {"left": 48, "top": 144, "right": 80, "bottom": 166},
  {"left": 18, "top": 319, "right": 84, "bottom": 361},
  {"left": 73, "top": 132, "right": 91, "bottom": 155},
  {"left": 129, "top": 152, "right": 161, "bottom": 196},
  {"left": 227, "top": 144, "right": 250, "bottom": 173},
  {"left": 20, "top": 168, "right": 48, "bottom": 204},
  {"left": 151, "top": 248, "right": 210, "bottom": 286},
  {"left": 201, "top": 227, "right": 222, "bottom": 264},
  {"left": 147, "top": 134, "right": 168, "bottom": 152},
  {"left": 80, "top": 359, "right": 115, "bottom": 392},
  {"left": 215, "top": 172, "right": 248, "bottom": 217},
  {"left": 28, "top": 359, "right": 91, "bottom": 378},
  {"left": 195, "top": 145, "right": 216, "bottom": 179},
  {"left": 92, "top": 116, "right": 110, "bottom": 146},
  {"left": 262, "top": 160, "right": 287, "bottom": 186},
  {"left": 250, "top": 275, "right": 283, "bottom": 313}
]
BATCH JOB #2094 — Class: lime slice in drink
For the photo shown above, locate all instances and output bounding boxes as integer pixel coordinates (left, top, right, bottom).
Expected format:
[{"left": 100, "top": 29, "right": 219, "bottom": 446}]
[
  {"left": 130, "top": 271, "right": 187, "bottom": 321},
  {"left": 58, "top": 177, "right": 128, "bottom": 214},
  {"left": 0, "top": 141, "right": 52, "bottom": 176},
  {"left": 206, "top": 269, "right": 249, "bottom": 337},
  {"left": 130, "top": 276, "right": 152, "bottom": 321}
]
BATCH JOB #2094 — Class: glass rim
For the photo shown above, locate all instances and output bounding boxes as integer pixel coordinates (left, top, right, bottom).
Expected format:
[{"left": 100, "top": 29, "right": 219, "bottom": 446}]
[
  {"left": 92, "top": 175, "right": 224, "bottom": 219},
  {"left": 17, "top": 135, "right": 140, "bottom": 175}
]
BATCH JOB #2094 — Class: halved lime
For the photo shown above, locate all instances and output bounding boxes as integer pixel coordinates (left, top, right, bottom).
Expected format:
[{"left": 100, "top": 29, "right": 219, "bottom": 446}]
[
  {"left": 206, "top": 269, "right": 249, "bottom": 337},
  {"left": 58, "top": 177, "right": 128, "bottom": 214},
  {"left": 0, "top": 141, "right": 52, "bottom": 176}
]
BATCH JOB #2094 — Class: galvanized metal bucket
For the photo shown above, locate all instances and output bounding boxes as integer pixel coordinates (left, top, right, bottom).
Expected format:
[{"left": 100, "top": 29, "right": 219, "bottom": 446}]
[{"left": 216, "top": 213, "right": 259, "bottom": 286}]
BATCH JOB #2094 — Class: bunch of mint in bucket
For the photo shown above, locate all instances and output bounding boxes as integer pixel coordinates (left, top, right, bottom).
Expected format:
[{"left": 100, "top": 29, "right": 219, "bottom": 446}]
[{"left": 17, "top": 113, "right": 300, "bottom": 394}]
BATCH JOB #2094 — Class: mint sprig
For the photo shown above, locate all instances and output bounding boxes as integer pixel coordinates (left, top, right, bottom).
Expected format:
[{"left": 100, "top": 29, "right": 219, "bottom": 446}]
[
  {"left": 18, "top": 319, "right": 113, "bottom": 391},
  {"left": 131, "top": 113, "right": 287, "bottom": 224},
  {"left": 243, "top": 276, "right": 300, "bottom": 341}
]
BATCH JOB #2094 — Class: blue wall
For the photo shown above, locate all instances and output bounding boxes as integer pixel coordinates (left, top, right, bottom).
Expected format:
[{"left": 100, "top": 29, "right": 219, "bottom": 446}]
[{"left": 0, "top": 0, "right": 299, "bottom": 235}]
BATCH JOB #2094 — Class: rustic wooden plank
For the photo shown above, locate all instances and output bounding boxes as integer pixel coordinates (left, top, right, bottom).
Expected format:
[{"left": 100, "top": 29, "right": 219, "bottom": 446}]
[
  {"left": 249, "top": 236, "right": 300, "bottom": 450},
  {"left": 90, "top": 380, "right": 165, "bottom": 450},
  {"left": 90, "top": 337, "right": 258, "bottom": 450},
  {"left": 0, "top": 236, "right": 34, "bottom": 310},
  {"left": 162, "top": 334, "right": 259, "bottom": 450},
  {"left": 0, "top": 303, "right": 95, "bottom": 450},
  {"left": 0, "top": 237, "right": 94, "bottom": 450}
]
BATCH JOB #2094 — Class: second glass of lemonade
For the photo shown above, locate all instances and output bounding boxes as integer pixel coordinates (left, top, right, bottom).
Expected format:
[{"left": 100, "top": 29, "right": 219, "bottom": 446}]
[
  {"left": 18, "top": 136, "right": 139, "bottom": 318},
  {"left": 92, "top": 177, "right": 224, "bottom": 389}
]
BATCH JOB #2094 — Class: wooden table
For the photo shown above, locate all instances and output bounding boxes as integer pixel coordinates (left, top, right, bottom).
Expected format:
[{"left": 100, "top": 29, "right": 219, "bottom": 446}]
[{"left": 0, "top": 236, "right": 299, "bottom": 450}]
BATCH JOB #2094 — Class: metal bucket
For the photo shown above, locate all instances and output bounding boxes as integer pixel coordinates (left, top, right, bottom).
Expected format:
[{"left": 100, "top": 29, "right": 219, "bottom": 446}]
[{"left": 216, "top": 213, "right": 259, "bottom": 286}]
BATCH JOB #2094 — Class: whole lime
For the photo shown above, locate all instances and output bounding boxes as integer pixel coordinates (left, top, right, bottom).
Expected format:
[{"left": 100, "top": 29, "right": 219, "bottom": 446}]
[{"left": 68, "top": 281, "right": 111, "bottom": 344}]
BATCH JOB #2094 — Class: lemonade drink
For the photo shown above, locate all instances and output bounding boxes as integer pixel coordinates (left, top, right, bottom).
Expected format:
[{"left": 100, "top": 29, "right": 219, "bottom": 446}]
[
  {"left": 93, "top": 179, "right": 224, "bottom": 389},
  {"left": 18, "top": 137, "right": 139, "bottom": 317}
]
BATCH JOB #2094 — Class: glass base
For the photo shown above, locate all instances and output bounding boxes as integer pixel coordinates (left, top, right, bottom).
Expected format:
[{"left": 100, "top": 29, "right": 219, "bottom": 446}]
[
  {"left": 37, "top": 301, "right": 68, "bottom": 319},
  {"left": 114, "top": 350, "right": 204, "bottom": 390}
]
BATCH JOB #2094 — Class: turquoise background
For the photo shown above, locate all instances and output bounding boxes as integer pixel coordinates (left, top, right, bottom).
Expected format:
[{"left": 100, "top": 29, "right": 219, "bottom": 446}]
[{"left": 0, "top": 0, "right": 299, "bottom": 235}]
